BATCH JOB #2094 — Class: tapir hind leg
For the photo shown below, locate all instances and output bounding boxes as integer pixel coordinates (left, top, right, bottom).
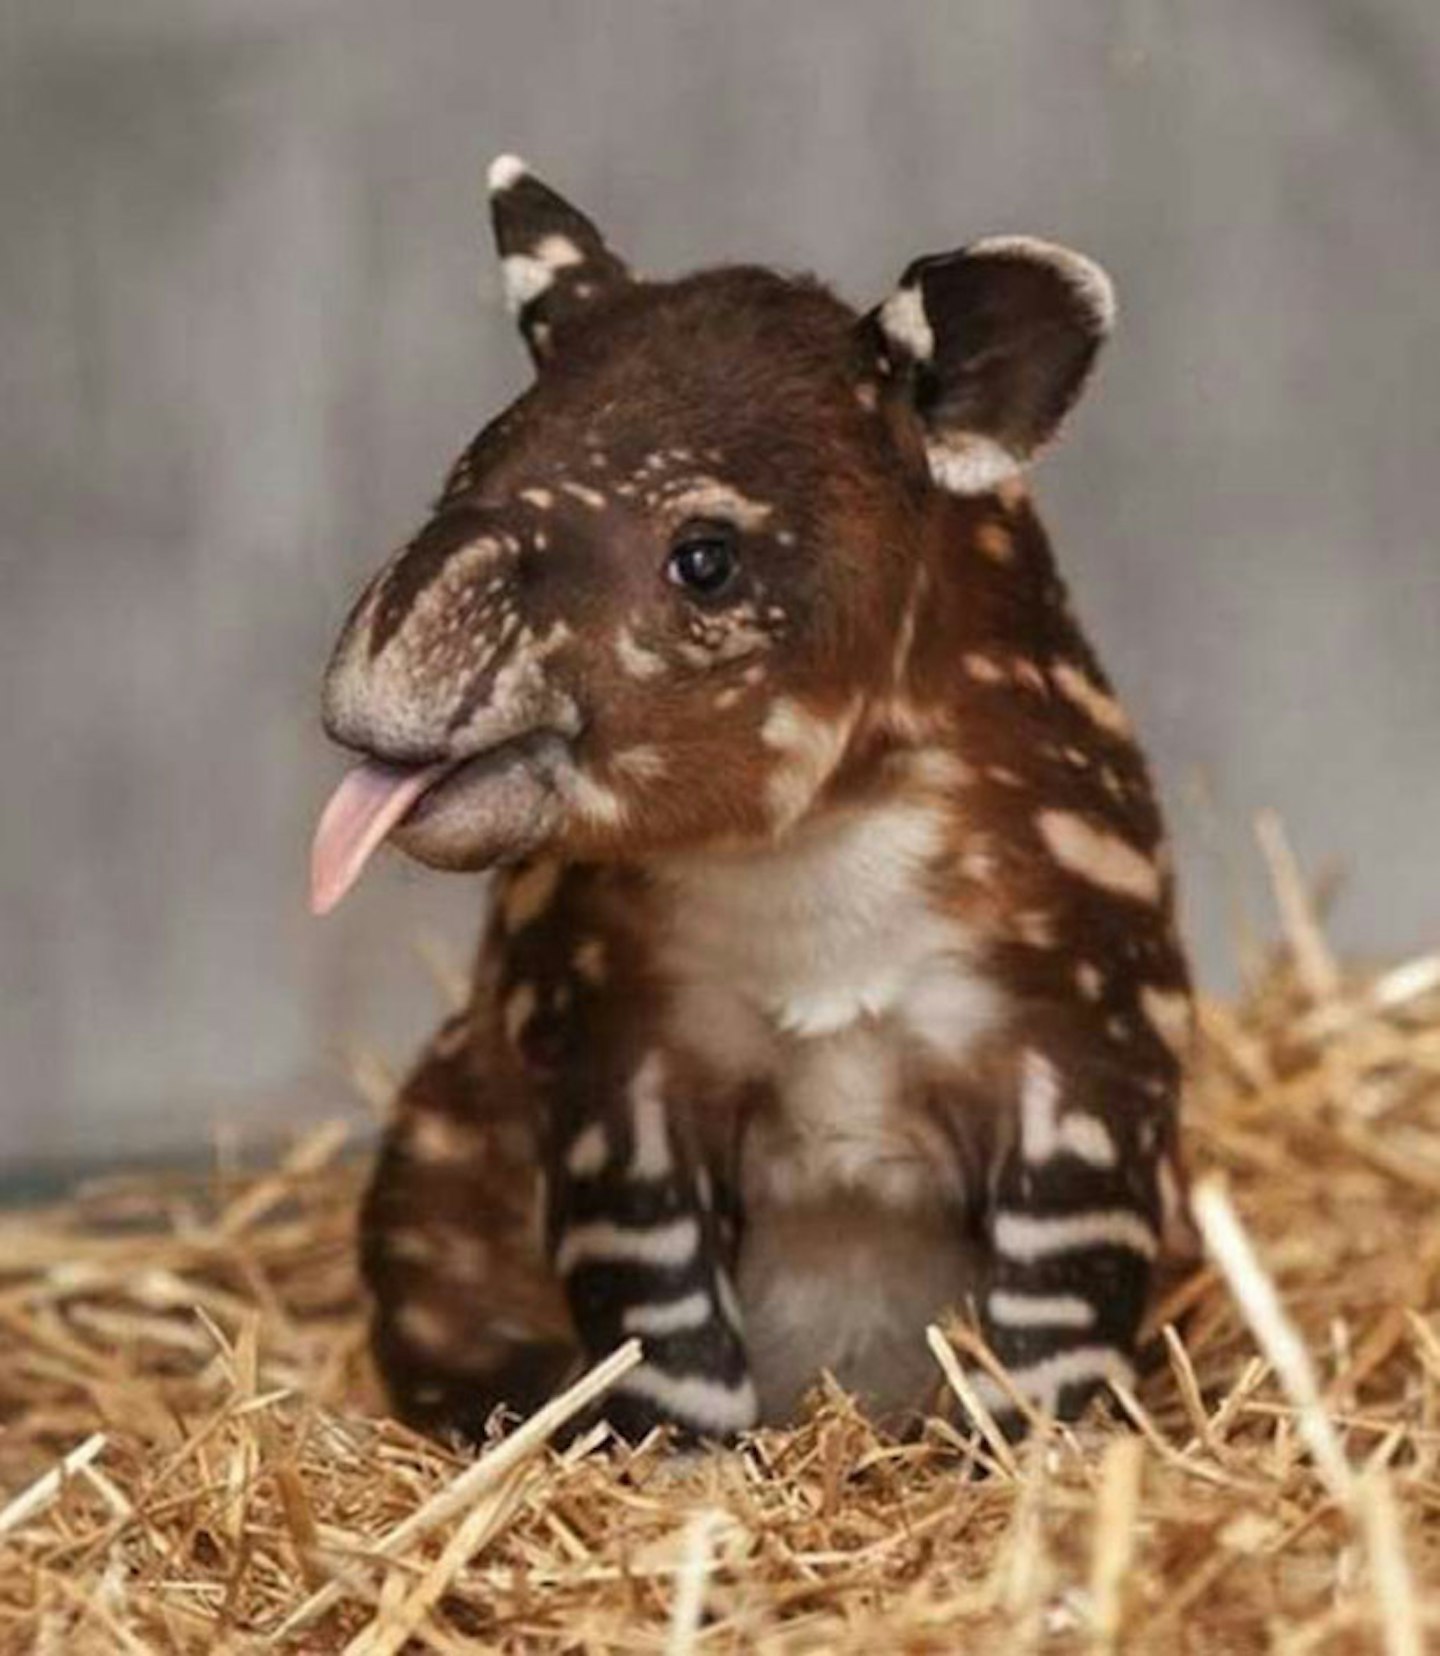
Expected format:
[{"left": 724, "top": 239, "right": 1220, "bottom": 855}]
[{"left": 359, "top": 1008, "right": 576, "bottom": 1442}]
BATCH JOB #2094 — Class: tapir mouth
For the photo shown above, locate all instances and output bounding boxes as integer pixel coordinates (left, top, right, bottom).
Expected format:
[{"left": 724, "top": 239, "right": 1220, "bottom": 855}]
[{"left": 309, "top": 730, "right": 570, "bottom": 915}]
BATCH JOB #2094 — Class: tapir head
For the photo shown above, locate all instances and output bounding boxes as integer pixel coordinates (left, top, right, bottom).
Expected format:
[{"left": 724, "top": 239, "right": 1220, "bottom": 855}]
[{"left": 311, "top": 157, "right": 1114, "bottom": 912}]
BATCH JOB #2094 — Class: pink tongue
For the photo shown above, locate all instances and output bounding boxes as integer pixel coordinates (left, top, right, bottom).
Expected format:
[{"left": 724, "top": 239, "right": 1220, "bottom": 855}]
[{"left": 309, "top": 759, "right": 451, "bottom": 916}]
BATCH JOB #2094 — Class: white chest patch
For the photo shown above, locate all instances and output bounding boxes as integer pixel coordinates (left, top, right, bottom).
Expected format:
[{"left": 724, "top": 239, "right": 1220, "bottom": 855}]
[
  {"left": 653, "top": 802, "right": 1005, "bottom": 1420},
  {"left": 657, "top": 802, "right": 996, "bottom": 1047}
]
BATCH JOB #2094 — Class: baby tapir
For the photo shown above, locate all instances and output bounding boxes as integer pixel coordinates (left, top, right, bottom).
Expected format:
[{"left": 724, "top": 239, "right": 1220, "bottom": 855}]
[{"left": 311, "top": 155, "right": 1192, "bottom": 1445}]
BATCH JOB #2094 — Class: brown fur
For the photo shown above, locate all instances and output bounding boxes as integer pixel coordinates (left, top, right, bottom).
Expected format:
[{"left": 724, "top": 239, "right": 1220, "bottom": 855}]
[{"left": 319, "top": 162, "right": 1191, "bottom": 1439}]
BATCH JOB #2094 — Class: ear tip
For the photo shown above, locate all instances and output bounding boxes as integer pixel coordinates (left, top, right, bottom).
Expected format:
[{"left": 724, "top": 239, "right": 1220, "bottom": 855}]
[
  {"left": 968, "top": 235, "right": 1118, "bottom": 335},
  {"left": 487, "top": 153, "right": 530, "bottom": 195},
  {"left": 1059, "top": 246, "right": 1118, "bottom": 335}
]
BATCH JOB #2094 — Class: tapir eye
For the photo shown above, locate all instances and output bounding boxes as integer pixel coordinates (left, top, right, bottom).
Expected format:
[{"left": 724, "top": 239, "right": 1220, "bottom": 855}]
[{"left": 666, "top": 522, "right": 740, "bottom": 598}]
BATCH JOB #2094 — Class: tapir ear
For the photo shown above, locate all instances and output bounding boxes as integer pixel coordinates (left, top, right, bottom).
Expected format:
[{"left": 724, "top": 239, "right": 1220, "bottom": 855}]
[
  {"left": 486, "top": 155, "right": 634, "bottom": 366},
  {"left": 866, "top": 237, "right": 1115, "bottom": 495}
]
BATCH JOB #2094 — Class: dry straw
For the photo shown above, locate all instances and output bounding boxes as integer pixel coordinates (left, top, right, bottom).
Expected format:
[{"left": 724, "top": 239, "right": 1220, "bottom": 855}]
[{"left": 2, "top": 818, "right": 1439, "bottom": 1651}]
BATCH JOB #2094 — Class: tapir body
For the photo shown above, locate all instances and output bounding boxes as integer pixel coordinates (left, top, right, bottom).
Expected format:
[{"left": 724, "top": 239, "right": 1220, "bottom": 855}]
[{"left": 312, "top": 157, "right": 1191, "bottom": 1442}]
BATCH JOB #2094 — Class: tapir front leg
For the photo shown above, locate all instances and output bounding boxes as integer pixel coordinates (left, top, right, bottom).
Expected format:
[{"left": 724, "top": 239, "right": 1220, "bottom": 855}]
[
  {"left": 497, "top": 861, "right": 758, "bottom": 1443},
  {"left": 973, "top": 1015, "right": 1182, "bottom": 1429},
  {"left": 544, "top": 1053, "right": 756, "bottom": 1442}
]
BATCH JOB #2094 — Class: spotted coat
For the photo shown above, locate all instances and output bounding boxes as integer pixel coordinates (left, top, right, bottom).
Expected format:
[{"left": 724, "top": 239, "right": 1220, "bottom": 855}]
[{"left": 316, "top": 156, "right": 1193, "bottom": 1443}]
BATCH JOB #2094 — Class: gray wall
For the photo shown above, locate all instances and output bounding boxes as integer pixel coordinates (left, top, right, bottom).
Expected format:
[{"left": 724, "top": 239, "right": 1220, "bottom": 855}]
[{"left": 4, "top": 0, "right": 1438, "bottom": 1165}]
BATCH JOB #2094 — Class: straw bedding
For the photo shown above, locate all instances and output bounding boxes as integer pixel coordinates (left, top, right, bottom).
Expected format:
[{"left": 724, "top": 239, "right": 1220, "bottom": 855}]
[{"left": 2, "top": 822, "right": 1438, "bottom": 1653}]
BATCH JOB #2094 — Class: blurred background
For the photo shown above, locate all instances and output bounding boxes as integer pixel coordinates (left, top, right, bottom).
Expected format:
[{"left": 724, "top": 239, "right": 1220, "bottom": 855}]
[{"left": 4, "top": 0, "right": 1438, "bottom": 1170}]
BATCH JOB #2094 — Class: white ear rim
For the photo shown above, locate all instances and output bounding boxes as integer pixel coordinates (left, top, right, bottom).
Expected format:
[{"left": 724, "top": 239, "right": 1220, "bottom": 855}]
[
  {"left": 878, "top": 281, "right": 935, "bottom": 363},
  {"left": 487, "top": 153, "right": 530, "bottom": 195},
  {"left": 965, "top": 235, "right": 1117, "bottom": 335},
  {"left": 499, "top": 235, "right": 586, "bottom": 314},
  {"left": 925, "top": 433, "right": 1022, "bottom": 497},
  {"left": 881, "top": 236, "right": 1116, "bottom": 495}
]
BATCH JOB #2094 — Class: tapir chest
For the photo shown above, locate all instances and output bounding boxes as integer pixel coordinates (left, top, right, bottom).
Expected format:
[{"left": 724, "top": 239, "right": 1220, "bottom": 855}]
[
  {"left": 654, "top": 824, "right": 1005, "bottom": 1423},
  {"left": 664, "top": 975, "right": 997, "bottom": 1423}
]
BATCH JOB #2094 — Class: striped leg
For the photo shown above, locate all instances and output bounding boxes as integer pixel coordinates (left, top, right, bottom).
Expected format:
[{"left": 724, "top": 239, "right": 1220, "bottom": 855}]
[
  {"left": 548, "top": 1053, "right": 756, "bottom": 1443},
  {"left": 360, "top": 1010, "right": 577, "bottom": 1443},
  {"left": 976, "top": 1029, "right": 1177, "bottom": 1428}
]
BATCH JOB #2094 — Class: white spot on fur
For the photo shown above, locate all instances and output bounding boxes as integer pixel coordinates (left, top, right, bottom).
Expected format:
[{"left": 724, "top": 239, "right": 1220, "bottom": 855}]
[
  {"left": 614, "top": 624, "right": 667, "bottom": 681},
  {"left": 975, "top": 520, "right": 1014, "bottom": 563},
  {"left": 554, "top": 1216, "right": 701, "bottom": 1277},
  {"left": 563, "top": 769, "right": 627, "bottom": 828},
  {"left": 612, "top": 745, "right": 668, "bottom": 782},
  {"left": 927, "top": 433, "right": 1022, "bottom": 496},
  {"left": 666, "top": 479, "right": 774, "bottom": 531},
  {"left": 502, "top": 983, "right": 537, "bottom": 1047},
  {"left": 1018, "top": 1050, "right": 1118, "bottom": 1168},
  {"left": 963, "top": 653, "right": 1006, "bottom": 685},
  {"left": 987, "top": 1290, "right": 1096, "bottom": 1330},
  {"left": 384, "top": 1228, "right": 440, "bottom": 1265},
  {"left": 394, "top": 1302, "right": 455, "bottom": 1354},
  {"left": 629, "top": 1055, "right": 673, "bottom": 1178},
  {"left": 1051, "top": 662, "right": 1133, "bottom": 738},
  {"left": 957, "top": 839, "right": 996, "bottom": 883},
  {"left": 447, "top": 538, "right": 503, "bottom": 579},
  {"left": 432, "top": 1233, "right": 493, "bottom": 1286},
  {"left": 1014, "top": 911, "right": 1055, "bottom": 948},
  {"left": 974, "top": 1344, "right": 1133, "bottom": 1418},
  {"left": 572, "top": 937, "right": 608, "bottom": 984},
  {"left": 612, "top": 1365, "right": 758, "bottom": 1434},
  {"left": 1140, "top": 986, "right": 1193, "bottom": 1057},
  {"left": 621, "top": 1291, "right": 714, "bottom": 1337},
  {"left": 905, "top": 748, "right": 972, "bottom": 790},
  {"left": 879, "top": 281, "right": 934, "bottom": 362},
  {"left": 994, "top": 1209, "right": 1158, "bottom": 1263},
  {"left": 560, "top": 479, "right": 606, "bottom": 510},
  {"left": 760, "top": 697, "right": 857, "bottom": 830},
  {"left": 487, "top": 152, "right": 528, "bottom": 193},
  {"left": 566, "top": 1122, "right": 609, "bottom": 1178},
  {"left": 404, "top": 1113, "right": 484, "bottom": 1165},
  {"left": 520, "top": 486, "right": 554, "bottom": 510},
  {"left": 1075, "top": 962, "right": 1105, "bottom": 1001},
  {"left": 986, "top": 764, "right": 1023, "bottom": 787},
  {"left": 1036, "top": 810, "right": 1161, "bottom": 904},
  {"left": 501, "top": 860, "right": 562, "bottom": 930},
  {"left": 675, "top": 613, "right": 773, "bottom": 670},
  {"left": 1062, "top": 1113, "right": 1119, "bottom": 1167},
  {"left": 510, "top": 234, "right": 584, "bottom": 312}
]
